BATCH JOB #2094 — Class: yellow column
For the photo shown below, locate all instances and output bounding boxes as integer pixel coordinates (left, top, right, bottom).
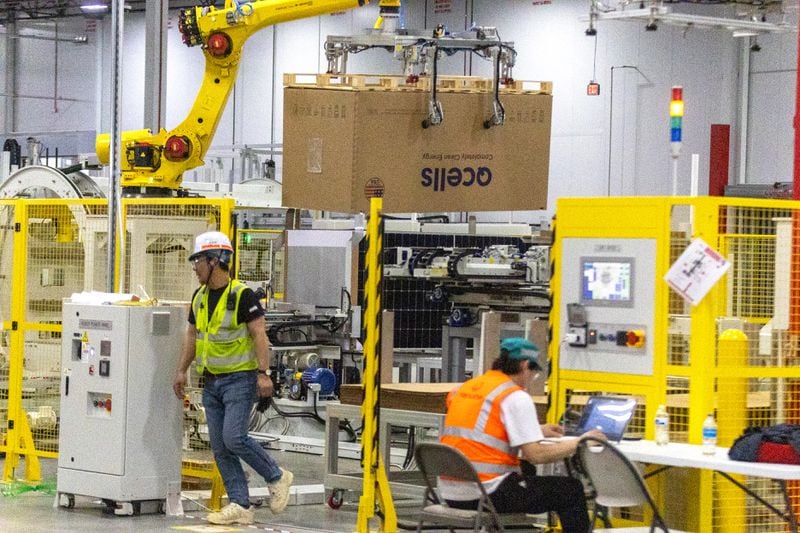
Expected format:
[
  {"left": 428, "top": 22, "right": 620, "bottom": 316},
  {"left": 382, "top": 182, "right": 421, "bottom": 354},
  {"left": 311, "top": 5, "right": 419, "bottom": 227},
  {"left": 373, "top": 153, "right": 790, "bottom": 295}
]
[
  {"left": 3, "top": 201, "right": 41, "bottom": 482},
  {"left": 716, "top": 328, "right": 748, "bottom": 532},
  {"left": 356, "top": 197, "right": 396, "bottom": 532},
  {"left": 686, "top": 200, "right": 721, "bottom": 532},
  {"left": 547, "top": 213, "right": 562, "bottom": 424}
]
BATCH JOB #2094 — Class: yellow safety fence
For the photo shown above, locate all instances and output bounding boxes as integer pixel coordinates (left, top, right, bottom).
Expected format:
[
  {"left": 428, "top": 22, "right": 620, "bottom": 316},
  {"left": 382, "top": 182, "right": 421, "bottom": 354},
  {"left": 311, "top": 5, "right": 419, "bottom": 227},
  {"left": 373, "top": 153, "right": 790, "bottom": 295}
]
[
  {"left": 551, "top": 196, "right": 800, "bottom": 533},
  {"left": 0, "top": 197, "right": 234, "bottom": 485}
]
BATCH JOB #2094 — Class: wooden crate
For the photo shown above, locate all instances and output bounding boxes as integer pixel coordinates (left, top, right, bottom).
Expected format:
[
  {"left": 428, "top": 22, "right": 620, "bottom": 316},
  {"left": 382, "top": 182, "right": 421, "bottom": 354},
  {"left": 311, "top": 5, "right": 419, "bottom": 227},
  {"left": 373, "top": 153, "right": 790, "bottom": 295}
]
[{"left": 283, "top": 73, "right": 552, "bottom": 95}]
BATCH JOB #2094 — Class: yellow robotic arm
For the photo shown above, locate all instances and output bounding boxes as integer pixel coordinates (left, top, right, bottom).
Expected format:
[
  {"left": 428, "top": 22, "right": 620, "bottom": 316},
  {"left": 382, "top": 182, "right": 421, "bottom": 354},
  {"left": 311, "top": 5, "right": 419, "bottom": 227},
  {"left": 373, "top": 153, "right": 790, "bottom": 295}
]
[{"left": 97, "top": 0, "right": 385, "bottom": 195}]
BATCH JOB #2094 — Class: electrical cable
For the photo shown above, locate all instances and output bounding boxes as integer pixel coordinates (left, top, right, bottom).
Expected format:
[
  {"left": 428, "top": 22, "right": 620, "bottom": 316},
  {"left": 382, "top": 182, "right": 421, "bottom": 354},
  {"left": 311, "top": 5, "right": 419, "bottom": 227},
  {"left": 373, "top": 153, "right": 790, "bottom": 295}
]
[
  {"left": 268, "top": 314, "right": 351, "bottom": 344},
  {"left": 266, "top": 396, "right": 324, "bottom": 424},
  {"left": 382, "top": 214, "right": 450, "bottom": 223},
  {"left": 265, "top": 393, "right": 358, "bottom": 440},
  {"left": 402, "top": 426, "right": 417, "bottom": 469}
]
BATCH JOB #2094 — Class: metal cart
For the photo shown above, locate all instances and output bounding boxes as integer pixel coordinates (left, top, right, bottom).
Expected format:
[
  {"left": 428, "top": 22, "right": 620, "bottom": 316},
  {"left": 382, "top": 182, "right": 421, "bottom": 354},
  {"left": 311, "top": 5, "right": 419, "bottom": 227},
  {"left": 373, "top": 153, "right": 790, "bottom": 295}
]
[{"left": 323, "top": 402, "right": 444, "bottom": 509}]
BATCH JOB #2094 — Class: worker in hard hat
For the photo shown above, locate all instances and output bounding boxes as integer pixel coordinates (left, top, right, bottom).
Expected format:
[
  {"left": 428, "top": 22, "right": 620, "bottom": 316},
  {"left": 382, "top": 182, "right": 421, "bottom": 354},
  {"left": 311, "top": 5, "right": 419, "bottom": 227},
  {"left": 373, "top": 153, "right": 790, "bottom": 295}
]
[
  {"left": 440, "top": 337, "right": 605, "bottom": 533},
  {"left": 173, "top": 230, "right": 292, "bottom": 526}
]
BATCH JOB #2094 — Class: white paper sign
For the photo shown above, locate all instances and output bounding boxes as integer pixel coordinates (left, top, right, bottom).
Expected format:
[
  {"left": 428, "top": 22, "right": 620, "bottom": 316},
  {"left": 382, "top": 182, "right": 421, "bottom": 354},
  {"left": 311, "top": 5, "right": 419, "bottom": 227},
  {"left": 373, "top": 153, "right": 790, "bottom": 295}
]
[{"left": 664, "top": 238, "right": 730, "bottom": 305}]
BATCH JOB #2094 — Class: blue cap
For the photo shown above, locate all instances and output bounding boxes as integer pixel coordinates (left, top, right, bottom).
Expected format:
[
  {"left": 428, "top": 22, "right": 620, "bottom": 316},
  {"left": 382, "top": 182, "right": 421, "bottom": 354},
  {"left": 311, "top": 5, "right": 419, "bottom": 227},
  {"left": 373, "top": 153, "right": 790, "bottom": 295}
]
[{"left": 500, "top": 337, "right": 541, "bottom": 369}]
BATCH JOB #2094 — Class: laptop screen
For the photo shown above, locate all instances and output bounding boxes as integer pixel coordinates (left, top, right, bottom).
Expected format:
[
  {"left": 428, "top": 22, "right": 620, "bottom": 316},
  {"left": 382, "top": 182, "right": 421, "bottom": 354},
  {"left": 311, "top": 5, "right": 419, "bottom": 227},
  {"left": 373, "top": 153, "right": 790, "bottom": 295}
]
[{"left": 572, "top": 396, "right": 637, "bottom": 442}]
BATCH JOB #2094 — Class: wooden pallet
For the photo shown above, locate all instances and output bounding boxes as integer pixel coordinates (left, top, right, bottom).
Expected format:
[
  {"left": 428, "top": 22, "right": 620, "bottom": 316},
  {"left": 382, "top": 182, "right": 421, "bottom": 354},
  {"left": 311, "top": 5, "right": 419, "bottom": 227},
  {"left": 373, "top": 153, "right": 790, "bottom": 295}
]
[{"left": 283, "top": 73, "right": 553, "bottom": 95}]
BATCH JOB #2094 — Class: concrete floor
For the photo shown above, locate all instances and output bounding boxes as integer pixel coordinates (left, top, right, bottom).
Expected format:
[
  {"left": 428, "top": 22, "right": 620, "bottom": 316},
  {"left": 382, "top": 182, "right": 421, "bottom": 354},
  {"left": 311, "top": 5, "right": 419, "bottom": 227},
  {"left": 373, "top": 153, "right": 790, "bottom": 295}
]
[{"left": 0, "top": 448, "right": 432, "bottom": 533}]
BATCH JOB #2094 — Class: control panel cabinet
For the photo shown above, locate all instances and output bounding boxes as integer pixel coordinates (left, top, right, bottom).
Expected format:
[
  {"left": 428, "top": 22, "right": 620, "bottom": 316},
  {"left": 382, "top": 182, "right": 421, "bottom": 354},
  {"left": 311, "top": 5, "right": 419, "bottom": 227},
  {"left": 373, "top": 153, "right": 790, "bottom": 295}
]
[
  {"left": 559, "top": 238, "right": 657, "bottom": 376},
  {"left": 57, "top": 301, "right": 186, "bottom": 512}
]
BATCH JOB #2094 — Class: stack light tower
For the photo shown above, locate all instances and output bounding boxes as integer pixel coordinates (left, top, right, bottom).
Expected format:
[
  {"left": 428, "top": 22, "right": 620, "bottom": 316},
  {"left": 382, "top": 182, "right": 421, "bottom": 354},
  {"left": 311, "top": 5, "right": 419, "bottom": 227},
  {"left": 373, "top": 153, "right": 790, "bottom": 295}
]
[{"left": 670, "top": 86, "right": 684, "bottom": 195}]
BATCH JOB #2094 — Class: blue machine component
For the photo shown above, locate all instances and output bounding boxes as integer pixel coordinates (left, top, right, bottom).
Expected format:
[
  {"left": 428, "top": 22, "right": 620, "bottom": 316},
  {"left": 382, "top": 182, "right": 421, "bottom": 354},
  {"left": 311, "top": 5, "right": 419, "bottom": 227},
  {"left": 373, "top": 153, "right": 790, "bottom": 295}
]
[
  {"left": 301, "top": 366, "right": 337, "bottom": 397},
  {"left": 448, "top": 307, "right": 474, "bottom": 327}
]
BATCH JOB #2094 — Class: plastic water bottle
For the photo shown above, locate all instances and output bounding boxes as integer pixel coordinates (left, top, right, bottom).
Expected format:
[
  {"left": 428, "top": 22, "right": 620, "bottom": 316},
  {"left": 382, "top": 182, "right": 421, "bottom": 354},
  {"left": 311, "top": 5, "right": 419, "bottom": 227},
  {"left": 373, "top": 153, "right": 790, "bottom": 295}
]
[
  {"left": 702, "top": 413, "right": 718, "bottom": 455},
  {"left": 655, "top": 404, "right": 669, "bottom": 446}
]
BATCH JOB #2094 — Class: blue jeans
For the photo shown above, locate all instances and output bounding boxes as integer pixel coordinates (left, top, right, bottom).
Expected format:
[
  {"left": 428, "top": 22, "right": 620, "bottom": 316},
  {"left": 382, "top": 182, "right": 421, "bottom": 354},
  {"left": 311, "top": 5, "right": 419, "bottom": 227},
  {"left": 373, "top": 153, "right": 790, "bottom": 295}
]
[{"left": 203, "top": 370, "right": 282, "bottom": 507}]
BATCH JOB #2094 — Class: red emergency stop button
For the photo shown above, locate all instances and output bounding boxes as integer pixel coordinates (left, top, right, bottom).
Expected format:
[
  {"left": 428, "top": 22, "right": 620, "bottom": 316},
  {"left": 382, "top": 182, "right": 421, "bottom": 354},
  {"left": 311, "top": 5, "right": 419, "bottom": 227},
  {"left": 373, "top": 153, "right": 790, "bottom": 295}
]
[
  {"left": 626, "top": 330, "right": 645, "bottom": 348},
  {"left": 105, "top": 398, "right": 112, "bottom": 412}
]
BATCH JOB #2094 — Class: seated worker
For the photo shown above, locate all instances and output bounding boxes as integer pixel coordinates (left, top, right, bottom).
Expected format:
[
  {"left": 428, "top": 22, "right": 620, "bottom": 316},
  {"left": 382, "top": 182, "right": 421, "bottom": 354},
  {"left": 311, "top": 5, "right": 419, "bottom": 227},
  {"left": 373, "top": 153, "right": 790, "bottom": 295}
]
[{"left": 440, "top": 337, "right": 605, "bottom": 533}]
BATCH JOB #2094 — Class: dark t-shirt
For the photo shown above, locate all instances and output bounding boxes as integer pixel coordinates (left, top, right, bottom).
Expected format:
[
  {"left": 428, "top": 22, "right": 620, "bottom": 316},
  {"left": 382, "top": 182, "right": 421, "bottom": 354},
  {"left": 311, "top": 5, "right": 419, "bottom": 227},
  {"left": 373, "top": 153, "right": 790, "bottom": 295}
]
[{"left": 188, "top": 283, "right": 264, "bottom": 326}]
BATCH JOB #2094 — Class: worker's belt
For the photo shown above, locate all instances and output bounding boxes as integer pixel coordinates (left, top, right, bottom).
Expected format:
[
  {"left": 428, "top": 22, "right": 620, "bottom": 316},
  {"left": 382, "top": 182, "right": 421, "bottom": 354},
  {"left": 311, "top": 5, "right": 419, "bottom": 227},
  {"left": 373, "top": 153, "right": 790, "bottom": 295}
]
[
  {"left": 202, "top": 369, "right": 253, "bottom": 381},
  {"left": 203, "top": 370, "right": 228, "bottom": 381}
]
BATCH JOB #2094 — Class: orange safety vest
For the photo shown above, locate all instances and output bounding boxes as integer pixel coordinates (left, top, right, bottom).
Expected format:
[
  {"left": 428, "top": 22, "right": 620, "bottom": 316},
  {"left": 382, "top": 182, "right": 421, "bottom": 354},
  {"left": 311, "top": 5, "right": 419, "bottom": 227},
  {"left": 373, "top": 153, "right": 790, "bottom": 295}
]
[{"left": 441, "top": 370, "right": 522, "bottom": 481}]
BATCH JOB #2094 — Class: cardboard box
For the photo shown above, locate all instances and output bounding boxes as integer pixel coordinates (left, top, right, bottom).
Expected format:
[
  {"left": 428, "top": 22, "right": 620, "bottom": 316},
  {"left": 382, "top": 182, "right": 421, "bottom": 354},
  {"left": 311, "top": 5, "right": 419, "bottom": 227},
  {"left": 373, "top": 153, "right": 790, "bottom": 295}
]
[
  {"left": 282, "top": 78, "right": 552, "bottom": 214},
  {"left": 339, "top": 382, "right": 547, "bottom": 422},
  {"left": 339, "top": 382, "right": 457, "bottom": 413}
]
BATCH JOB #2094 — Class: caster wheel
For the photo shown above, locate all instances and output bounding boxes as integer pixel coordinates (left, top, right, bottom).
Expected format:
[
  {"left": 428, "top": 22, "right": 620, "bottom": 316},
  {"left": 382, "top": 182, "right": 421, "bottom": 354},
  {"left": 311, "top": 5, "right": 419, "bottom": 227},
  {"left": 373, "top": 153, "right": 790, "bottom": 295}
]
[
  {"left": 101, "top": 499, "right": 116, "bottom": 515},
  {"left": 60, "top": 494, "right": 75, "bottom": 509},
  {"left": 327, "top": 489, "right": 344, "bottom": 509}
]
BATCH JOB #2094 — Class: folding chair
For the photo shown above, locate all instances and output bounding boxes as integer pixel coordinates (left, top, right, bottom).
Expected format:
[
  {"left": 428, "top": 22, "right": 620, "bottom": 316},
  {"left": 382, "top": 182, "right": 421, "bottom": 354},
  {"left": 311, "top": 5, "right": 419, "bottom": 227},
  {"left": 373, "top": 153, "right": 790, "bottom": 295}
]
[
  {"left": 413, "top": 442, "right": 542, "bottom": 532},
  {"left": 576, "top": 436, "right": 688, "bottom": 533}
]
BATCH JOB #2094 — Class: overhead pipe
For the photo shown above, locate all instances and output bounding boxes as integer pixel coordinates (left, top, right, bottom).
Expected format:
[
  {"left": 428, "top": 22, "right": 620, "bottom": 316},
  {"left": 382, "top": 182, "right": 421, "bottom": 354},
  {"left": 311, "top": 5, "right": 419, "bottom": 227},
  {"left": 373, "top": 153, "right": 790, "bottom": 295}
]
[{"left": 106, "top": 0, "right": 124, "bottom": 293}]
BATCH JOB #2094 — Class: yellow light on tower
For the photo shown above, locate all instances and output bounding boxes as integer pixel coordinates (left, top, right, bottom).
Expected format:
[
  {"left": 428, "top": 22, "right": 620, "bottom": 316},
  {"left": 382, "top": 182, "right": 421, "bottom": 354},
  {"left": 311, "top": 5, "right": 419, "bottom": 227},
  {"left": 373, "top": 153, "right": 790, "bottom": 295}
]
[{"left": 670, "top": 89, "right": 684, "bottom": 118}]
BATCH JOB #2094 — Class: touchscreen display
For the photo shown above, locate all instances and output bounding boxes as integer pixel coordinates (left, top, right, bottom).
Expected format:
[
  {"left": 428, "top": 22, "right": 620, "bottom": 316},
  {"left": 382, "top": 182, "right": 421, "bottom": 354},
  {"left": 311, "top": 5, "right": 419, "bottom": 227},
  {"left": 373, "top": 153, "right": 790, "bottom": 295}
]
[{"left": 581, "top": 258, "right": 633, "bottom": 306}]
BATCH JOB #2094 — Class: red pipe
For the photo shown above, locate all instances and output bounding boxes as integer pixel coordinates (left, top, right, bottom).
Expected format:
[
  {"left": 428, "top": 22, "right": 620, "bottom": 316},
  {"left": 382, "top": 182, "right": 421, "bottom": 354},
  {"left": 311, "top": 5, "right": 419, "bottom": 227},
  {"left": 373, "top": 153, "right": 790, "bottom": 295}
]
[{"left": 708, "top": 124, "right": 730, "bottom": 196}]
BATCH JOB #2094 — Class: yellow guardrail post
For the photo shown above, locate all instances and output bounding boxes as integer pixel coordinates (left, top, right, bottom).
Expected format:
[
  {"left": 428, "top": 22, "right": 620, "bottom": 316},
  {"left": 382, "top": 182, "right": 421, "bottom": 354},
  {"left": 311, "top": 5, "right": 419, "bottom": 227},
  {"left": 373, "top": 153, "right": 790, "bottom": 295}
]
[
  {"left": 546, "top": 214, "right": 561, "bottom": 424},
  {"left": 3, "top": 201, "right": 41, "bottom": 483},
  {"left": 687, "top": 199, "right": 721, "bottom": 533},
  {"left": 357, "top": 196, "right": 396, "bottom": 532},
  {"left": 716, "top": 328, "right": 748, "bottom": 532}
]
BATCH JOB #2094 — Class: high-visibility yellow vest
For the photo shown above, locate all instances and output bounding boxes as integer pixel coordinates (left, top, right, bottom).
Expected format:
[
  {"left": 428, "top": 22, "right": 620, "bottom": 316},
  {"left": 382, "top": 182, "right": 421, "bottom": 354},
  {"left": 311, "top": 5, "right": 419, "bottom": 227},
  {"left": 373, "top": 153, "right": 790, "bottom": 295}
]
[{"left": 193, "top": 280, "right": 256, "bottom": 374}]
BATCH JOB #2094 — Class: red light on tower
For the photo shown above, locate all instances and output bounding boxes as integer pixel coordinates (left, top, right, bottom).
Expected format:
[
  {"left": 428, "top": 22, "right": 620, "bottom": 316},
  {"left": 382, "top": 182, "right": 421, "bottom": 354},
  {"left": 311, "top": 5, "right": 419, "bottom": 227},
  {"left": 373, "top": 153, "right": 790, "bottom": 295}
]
[
  {"left": 670, "top": 85, "right": 684, "bottom": 157},
  {"left": 670, "top": 86, "right": 684, "bottom": 118}
]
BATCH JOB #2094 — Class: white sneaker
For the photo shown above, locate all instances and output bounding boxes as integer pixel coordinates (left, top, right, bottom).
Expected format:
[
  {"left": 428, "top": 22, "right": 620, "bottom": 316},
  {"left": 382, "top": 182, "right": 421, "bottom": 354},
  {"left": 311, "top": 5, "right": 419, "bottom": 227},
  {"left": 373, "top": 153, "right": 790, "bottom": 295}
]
[
  {"left": 207, "top": 502, "right": 255, "bottom": 525},
  {"left": 268, "top": 468, "right": 294, "bottom": 513}
]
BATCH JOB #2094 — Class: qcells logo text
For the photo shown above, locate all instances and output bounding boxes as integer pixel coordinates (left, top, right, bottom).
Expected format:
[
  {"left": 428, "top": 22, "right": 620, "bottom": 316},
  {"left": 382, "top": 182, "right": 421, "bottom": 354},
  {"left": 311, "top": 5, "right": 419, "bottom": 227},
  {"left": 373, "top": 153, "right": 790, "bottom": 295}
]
[{"left": 420, "top": 166, "right": 493, "bottom": 192}]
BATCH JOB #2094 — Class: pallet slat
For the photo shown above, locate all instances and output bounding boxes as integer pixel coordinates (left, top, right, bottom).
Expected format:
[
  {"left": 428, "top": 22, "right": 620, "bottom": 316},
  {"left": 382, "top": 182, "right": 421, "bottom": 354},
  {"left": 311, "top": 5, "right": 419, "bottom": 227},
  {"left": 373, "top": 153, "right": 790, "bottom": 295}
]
[{"left": 283, "top": 73, "right": 552, "bottom": 95}]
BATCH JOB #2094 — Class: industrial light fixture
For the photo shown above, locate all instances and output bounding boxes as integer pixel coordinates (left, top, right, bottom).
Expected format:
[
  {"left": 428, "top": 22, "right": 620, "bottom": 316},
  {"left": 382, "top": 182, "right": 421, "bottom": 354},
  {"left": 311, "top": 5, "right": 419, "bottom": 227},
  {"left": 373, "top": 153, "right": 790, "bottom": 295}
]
[
  {"left": 645, "top": 3, "right": 658, "bottom": 31},
  {"left": 585, "top": 1, "right": 598, "bottom": 36},
  {"left": 581, "top": 1, "right": 795, "bottom": 41},
  {"left": 79, "top": 2, "right": 109, "bottom": 15},
  {"left": 586, "top": 32, "right": 600, "bottom": 96}
]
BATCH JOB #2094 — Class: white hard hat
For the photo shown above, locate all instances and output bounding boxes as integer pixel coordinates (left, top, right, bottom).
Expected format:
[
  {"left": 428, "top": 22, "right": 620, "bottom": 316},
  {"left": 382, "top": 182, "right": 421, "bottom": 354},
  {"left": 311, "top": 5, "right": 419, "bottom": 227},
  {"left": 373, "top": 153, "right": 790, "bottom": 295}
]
[{"left": 189, "top": 231, "right": 233, "bottom": 262}]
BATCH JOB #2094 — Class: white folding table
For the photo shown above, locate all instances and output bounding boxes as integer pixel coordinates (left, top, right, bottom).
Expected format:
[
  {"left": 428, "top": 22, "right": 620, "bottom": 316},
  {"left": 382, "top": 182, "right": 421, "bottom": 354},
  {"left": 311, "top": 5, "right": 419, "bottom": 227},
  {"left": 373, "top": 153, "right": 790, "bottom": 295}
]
[{"left": 616, "top": 439, "right": 800, "bottom": 532}]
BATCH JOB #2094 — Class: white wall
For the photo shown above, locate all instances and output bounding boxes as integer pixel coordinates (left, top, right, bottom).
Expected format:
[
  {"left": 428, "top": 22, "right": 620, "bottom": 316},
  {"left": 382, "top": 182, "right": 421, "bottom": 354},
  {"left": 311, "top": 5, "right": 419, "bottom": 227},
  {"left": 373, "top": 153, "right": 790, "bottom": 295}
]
[
  {"left": 0, "top": 0, "right": 797, "bottom": 218},
  {"left": 748, "top": 25, "right": 797, "bottom": 184},
  {"left": 5, "top": 19, "right": 98, "bottom": 134}
]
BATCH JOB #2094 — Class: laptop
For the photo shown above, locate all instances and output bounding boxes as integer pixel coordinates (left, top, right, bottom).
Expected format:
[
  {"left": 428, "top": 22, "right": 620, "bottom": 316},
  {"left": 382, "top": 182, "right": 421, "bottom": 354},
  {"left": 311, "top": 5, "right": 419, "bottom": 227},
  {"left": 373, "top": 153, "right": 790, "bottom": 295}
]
[{"left": 564, "top": 396, "right": 637, "bottom": 442}]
